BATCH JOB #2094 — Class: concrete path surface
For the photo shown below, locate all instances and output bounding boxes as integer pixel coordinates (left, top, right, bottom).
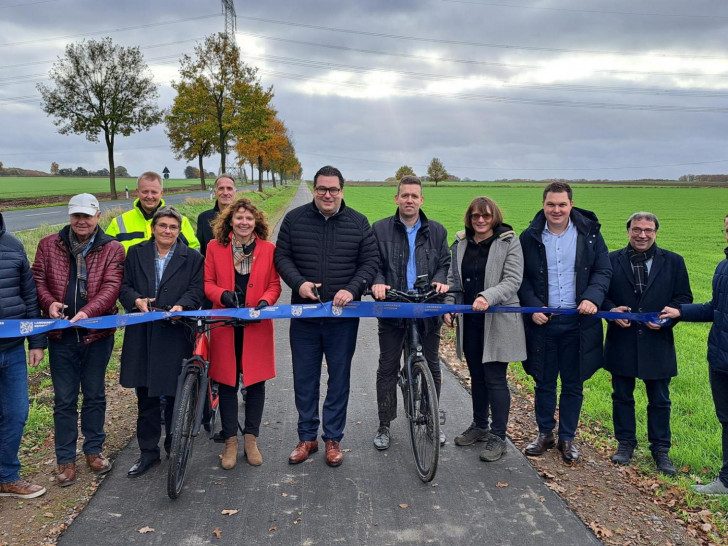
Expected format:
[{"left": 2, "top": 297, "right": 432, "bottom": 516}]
[{"left": 59, "top": 184, "right": 600, "bottom": 545}]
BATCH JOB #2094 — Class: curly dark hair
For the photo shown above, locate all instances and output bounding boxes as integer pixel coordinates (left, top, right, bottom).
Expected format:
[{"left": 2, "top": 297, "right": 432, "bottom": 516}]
[{"left": 212, "top": 197, "right": 269, "bottom": 245}]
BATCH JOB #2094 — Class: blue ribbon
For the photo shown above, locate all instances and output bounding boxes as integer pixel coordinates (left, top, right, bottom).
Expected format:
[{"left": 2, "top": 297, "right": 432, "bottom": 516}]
[{"left": 0, "top": 302, "right": 666, "bottom": 339}]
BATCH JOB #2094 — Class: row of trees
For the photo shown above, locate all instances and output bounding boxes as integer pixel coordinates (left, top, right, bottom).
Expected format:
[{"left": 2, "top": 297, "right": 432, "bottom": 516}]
[
  {"left": 36, "top": 34, "right": 301, "bottom": 199},
  {"left": 394, "top": 158, "right": 451, "bottom": 186},
  {"left": 49, "top": 163, "right": 130, "bottom": 177}
]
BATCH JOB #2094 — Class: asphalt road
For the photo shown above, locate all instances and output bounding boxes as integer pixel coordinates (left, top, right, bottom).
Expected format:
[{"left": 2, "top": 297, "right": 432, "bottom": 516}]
[
  {"left": 2, "top": 185, "right": 259, "bottom": 232},
  {"left": 58, "top": 184, "right": 599, "bottom": 546}
]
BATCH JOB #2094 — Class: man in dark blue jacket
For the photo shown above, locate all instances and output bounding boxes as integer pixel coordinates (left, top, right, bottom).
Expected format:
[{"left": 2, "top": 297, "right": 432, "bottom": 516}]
[
  {"left": 604, "top": 212, "right": 692, "bottom": 475},
  {"left": 274, "top": 166, "right": 379, "bottom": 468},
  {"left": 0, "top": 212, "right": 47, "bottom": 499},
  {"left": 370, "top": 176, "right": 450, "bottom": 450},
  {"left": 519, "top": 182, "right": 611, "bottom": 463},
  {"left": 661, "top": 214, "right": 728, "bottom": 494}
]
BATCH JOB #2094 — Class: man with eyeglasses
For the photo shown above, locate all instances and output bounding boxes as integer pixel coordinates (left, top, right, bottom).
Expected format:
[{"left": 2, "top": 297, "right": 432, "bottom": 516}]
[
  {"left": 519, "top": 182, "right": 611, "bottom": 464},
  {"left": 602, "top": 212, "right": 692, "bottom": 475},
  {"left": 274, "top": 165, "right": 378, "bottom": 467}
]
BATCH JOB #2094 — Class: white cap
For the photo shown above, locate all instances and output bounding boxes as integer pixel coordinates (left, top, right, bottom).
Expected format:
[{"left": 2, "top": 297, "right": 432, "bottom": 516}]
[{"left": 68, "top": 193, "right": 100, "bottom": 216}]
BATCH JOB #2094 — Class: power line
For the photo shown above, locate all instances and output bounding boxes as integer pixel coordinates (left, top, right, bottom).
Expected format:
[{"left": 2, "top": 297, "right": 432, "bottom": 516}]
[
  {"left": 260, "top": 69, "right": 728, "bottom": 113},
  {"left": 0, "top": 14, "right": 220, "bottom": 49},
  {"left": 238, "top": 15, "right": 728, "bottom": 61},
  {"left": 0, "top": 0, "right": 60, "bottom": 9},
  {"left": 439, "top": 0, "right": 728, "bottom": 20}
]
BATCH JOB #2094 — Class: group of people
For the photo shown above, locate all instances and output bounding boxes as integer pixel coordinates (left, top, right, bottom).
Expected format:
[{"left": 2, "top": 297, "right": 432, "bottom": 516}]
[{"left": 1, "top": 169, "right": 728, "bottom": 501}]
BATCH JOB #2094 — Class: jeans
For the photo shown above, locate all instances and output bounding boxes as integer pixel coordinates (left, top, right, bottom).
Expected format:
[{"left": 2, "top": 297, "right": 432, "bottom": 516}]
[
  {"left": 376, "top": 319, "right": 442, "bottom": 425},
  {"left": 290, "top": 318, "right": 359, "bottom": 442},
  {"left": 534, "top": 314, "right": 583, "bottom": 441},
  {"left": 0, "top": 344, "right": 29, "bottom": 484},
  {"left": 709, "top": 368, "right": 728, "bottom": 487},
  {"left": 611, "top": 373, "right": 671, "bottom": 453},
  {"left": 136, "top": 387, "right": 174, "bottom": 461},
  {"left": 220, "top": 377, "right": 266, "bottom": 438},
  {"left": 49, "top": 335, "right": 114, "bottom": 463}
]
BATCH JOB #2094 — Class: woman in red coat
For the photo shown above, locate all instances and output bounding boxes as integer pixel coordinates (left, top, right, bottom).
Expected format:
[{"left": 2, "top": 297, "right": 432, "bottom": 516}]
[{"left": 204, "top": 197, "right": 281, "bottom": 469}]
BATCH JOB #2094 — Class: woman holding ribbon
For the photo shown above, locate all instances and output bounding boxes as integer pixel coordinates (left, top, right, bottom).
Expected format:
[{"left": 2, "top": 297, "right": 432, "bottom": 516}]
[
  {"left": 445, "top": 197, "right": 526, "bottom": 462},
  {"left": 204, "top": 197, "right": 281, "bottom": 469},
  {"left": 119, "top": 206, "right": 204, "bottom": 478}
]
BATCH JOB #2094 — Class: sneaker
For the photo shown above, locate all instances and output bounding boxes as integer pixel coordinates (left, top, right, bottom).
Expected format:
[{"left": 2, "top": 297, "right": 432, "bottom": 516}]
[
  {"left": 0, "top": 479, "right": 47, "bottom": 499},
  {"left": 611, "top": 443, "right": 634, "bottom": 465},
  {"left": 653, "top": 451, "right": 676, "bottom": 476},
  {"left": 479, "top": 434, "right": 507, "bottom": 462},
  {"left": 373, "top": 426, "right": 391, "bottom": 450},
  {"left": 454, "top": 424, "right": 490, "bottom": 446},
  {"left": 439, "top": 430, "right": 446, "bottom": 446},
  {"left": 692, "top": 478, "right": 728, "bottom": 495}
]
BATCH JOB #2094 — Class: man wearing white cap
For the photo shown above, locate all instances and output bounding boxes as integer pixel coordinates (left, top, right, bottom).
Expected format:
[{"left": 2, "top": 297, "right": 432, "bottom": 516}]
[{"left": 32, "top": 193, "right": 125, "bottom": 487}]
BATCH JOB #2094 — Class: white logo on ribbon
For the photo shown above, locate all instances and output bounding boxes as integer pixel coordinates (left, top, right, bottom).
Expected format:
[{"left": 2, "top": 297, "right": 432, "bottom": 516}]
[
  {"left": 332, "top": 306, "right": 343, "bottom": 316},
  {"left": 291, "top": 306, "right": 303, "bottom": 317},
  {"left": 20, "top": 321, "right": 34, "bottom": 335},
  {"left": 249, "top": 309, "right": 260, "bottom": 319}
]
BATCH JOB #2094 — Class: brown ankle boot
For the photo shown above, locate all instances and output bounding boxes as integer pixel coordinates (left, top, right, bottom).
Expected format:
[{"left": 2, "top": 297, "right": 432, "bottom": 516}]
[
  {"left": 244, "top": 434, "right": 263, "bottom": 466},
  {"left": 220, "top": 436, "right": 238, "bottom": 469}
]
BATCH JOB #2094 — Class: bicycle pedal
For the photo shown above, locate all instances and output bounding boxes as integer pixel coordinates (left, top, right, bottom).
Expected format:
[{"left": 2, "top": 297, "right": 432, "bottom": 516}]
[{"left": 439, "top": 409, "right": 447, "bottom": 425}]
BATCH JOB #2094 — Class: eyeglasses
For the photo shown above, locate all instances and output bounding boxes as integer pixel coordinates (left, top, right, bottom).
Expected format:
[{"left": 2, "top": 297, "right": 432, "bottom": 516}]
[
  {"left": 629, "top": 227, "right": 656, "bottom": 235},
  {"left": 314, "top": 186, "right": 341, "bottom": 196},
  {"left": 470, "top": 213, "right": 493, "bottom": 221},
  {"left": 156, "top": 223, "right": 180, "bottom": 232}
]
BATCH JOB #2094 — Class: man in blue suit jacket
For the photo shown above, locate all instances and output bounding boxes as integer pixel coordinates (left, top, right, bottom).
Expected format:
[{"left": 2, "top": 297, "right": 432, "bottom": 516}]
[{"left": 603, "top": 212, "right": 692, "bottom": 475}]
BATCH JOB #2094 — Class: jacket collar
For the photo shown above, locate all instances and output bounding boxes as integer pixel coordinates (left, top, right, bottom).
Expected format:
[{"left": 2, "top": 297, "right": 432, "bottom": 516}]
[
  {"left": 527, "top": 207, "right": 600, "bottom": 237},
  {"left": 393, "top": 208, "right": 430, "bottom": 233}
]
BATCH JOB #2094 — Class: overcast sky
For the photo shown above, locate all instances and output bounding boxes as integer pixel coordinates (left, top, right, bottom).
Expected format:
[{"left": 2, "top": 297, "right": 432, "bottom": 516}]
[{"left": 2, "top": 0, "right": 728, "bottom": 182}]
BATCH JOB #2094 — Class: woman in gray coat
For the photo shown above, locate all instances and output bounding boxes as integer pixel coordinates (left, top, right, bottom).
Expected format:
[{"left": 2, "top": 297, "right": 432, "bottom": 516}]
[{"left": 445, "top": 197, "right": 526, "bottom": 462}]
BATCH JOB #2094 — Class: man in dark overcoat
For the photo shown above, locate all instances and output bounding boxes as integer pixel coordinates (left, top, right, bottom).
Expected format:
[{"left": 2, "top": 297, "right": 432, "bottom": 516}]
[
  {"left": 603, "top": 212, "right": 692, "bottom": 475},
  {"left": 519, "top": 182, "right": 611, "bottom": 463}
]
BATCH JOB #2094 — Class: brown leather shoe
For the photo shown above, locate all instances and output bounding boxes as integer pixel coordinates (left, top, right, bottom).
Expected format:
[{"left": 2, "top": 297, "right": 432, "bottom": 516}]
[
  {"left": 325, "top": 440, "right": 343, "bottom": 467},
  {"left": 288, "top": 441, "right": 319, "bottom": 464},
  {"left": 0, "top": 479, "right": 46, "bottom": 499},
  {"left": 524, "top": 432, "right": 556, "bottom": 456},
  {"left": 57, "top": 463, "right": 77, "bottom": 487},
  {"left": 85, "top": 453, "right": 112, "bottom": 474},
  {"left": 557, "top": 439, "right": 580, "bottom": 463}
]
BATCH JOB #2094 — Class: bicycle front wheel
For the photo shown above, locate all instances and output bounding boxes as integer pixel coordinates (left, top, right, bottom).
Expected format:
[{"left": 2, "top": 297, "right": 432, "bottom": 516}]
[
  {"left": 167, "top": 371, "right": 201, "bottom": 499},
  {"left": 408, "top": 359, "right": 440, "bottom": 482}
]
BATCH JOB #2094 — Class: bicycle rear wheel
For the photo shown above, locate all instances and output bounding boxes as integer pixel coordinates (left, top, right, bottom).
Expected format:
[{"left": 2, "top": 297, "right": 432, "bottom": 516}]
[
  {"left": 167, "top": 371, "right": 201, "bottom": 499},
  {"left": 407, "top": 359, "right": 440, "bottom": 482}
]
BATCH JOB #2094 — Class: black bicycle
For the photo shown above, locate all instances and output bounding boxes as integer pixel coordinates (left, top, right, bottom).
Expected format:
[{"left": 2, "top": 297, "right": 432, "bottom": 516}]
[
  {"left": 379, "top": 285, "right": 446, "bottom": 482},
  {"left": 166, "top": 315, "right": 251, "bottom": 499}
]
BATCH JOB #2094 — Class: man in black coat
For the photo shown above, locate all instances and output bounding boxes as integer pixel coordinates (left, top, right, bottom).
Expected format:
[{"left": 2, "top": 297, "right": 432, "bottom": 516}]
[
  {"left": 519, "top": 182, "right": 611, "bottom": 463},
  {"left": 603, "top": 212, "right": 692, "bottom": 475},
  {"left": 274, "top": 165, "right": 379, "bottom": 468},
  {"left": 370, "top": 176, "right": 450, "bottom": 450},
  {"left": 196, "top": 174, "right": 237, "bottom": 257}
]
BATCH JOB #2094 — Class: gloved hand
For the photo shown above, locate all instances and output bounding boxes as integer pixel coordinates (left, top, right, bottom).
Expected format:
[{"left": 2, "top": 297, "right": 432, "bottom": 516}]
[
  {"left": 255, "top": 300, "right": 269, "bottom": 310},
  {"left": 221, "top": 291, "right": 238, "bottom": 308}
]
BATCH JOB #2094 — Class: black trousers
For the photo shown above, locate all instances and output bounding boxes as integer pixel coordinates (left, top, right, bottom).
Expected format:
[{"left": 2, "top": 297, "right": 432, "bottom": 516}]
[
  {"left": 611, "top": 373, "right": 671, "bottom": 452},
  {"left": 219, "top": 375, "right": 266, "bottom": 439},
  {"left": 135, "top": 387, "right": 174, "bottom": 461},
  {"left": 376, "top": 319, "right": 441, "bottom": 426},
  {"left": 709, "top": 368, "right": 728, "bottom": 487}
]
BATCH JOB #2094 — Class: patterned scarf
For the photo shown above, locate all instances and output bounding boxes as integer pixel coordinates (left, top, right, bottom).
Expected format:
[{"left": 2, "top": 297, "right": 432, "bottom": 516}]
[
  {"left": 69, "top": 227, "right": 97, "bottom": 300},
  {"left": 627, "top": 243, "right": 656, "bottom": 295},
  {"left": 232, "top": 235, "right": 256, "bottom": 275}
]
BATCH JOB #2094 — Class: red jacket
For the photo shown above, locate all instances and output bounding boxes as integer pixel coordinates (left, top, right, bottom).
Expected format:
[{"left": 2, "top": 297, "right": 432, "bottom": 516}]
[
  {"left": 33, "top": 226, "right": 125, "bottom": 344},
  {"left": 205, "top": 236, "right": 281, "bottom": 387}
]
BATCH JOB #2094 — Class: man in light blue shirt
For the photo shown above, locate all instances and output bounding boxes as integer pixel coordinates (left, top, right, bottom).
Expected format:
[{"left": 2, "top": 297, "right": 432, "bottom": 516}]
[{"left": 519, "top": 182, "right": 611, "bottom": 464}]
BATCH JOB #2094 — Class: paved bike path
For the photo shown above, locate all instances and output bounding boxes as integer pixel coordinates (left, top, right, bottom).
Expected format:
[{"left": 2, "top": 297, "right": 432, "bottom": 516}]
[{"left": 60, "top": 184, "right": 599, "bottom": 545}]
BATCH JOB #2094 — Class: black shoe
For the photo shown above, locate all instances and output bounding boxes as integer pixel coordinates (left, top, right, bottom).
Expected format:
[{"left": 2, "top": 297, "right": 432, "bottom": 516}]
[
  {"left": 653, "top": 451, "right": 676, "bottom": 476},
  {"left": 557, "top": 439, "right": 580, "bottom": 463},
  {"left": 127, "top": 457, "right": 160, "bottom": 478},
  {"left": 611, "top": 443, "right": 634, "bottom": 465},
  {"left": 373, "top": 426, "right": 391, "bottom": 450},
  {"left": 524, "top": 432, "right": 555, "bottom": 456}
]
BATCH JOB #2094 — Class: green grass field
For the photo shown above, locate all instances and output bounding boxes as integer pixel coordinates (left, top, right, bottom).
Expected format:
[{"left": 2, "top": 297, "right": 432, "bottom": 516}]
[
  {"left": 0, "top": 177, "right": 205, "bottom": 198},
  {"left": 345, "top": 184, "right": 728, "bottom": 499}
]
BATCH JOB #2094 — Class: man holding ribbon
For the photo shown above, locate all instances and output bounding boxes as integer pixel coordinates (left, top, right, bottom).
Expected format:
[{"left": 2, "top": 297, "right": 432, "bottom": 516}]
[
  {"left": 32, "top": 194, "right": 125, "bottom": 487},
  {"left": 370, "top": 175, "right": 450, "bottom": 450},
  {"left": 519, "top": 182, "right": 611, "bottom": 463},
  {"left": 603, "top": 212, "right": 691, "bottom": 475},
  {"left": 274, "top": 165, "right": 378, "bottom": 467}
]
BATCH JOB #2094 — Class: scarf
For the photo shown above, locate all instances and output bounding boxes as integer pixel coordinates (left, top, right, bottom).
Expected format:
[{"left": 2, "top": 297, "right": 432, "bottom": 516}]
[
  {"left": 627, "top": 243, "right": 657, "bottom": 295},
  {"left": 232, "top": 235, "right": 256, "bottom": 275},
  {"left": 69, "top": 227, "right": 97, "bottom": 300}
]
